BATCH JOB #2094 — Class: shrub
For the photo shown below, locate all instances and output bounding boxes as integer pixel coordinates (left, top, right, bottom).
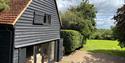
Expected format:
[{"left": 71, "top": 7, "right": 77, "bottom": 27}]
[
  {"left": 61, "top": 30, "right": 84, "bottom": 54},
  {"left": 82, "top": 35, "right": 87, "bottom": 44}
]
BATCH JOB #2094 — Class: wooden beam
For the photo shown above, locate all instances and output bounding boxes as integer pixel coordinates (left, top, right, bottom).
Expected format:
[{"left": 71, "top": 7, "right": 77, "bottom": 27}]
[{"left": 33, "top": 45, "right": 37, "bottom": 63}]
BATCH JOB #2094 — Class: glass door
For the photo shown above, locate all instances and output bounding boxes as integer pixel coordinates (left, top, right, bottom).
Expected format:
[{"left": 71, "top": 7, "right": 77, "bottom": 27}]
[{"left": 25, "top": 41, "right": 55, "bottom": 63}]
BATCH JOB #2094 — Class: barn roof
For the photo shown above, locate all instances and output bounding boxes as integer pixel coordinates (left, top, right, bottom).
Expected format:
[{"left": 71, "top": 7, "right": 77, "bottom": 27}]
[{"left": 0, "top": 0, "right": 32, "bottom": 25}]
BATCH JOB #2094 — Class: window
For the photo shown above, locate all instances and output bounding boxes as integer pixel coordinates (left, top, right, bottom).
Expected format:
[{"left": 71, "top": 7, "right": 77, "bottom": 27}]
[
  {"left": 25, "top": 46, "right": 34, "bottom": 63},
  {"left": 33, "top": 11, "right": 51, "bottom": 25},
  {"left": 24, "top": 41, "right": 56, "bottom": 63},
  {"left": 44, "top": 14, "right": 51, "bottom": 25},
  {"left": 33, "top": 11, "right": 45, "bottom": 25}
]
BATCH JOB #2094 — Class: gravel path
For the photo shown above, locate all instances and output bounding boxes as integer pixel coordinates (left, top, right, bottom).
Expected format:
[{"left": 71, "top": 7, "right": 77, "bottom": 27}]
[{"left": 59, "top": 50, "right": 125, "bottom": 63}]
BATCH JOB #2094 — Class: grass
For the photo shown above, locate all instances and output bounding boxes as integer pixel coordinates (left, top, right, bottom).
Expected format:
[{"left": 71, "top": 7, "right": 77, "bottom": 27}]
[{"left": 81, "top": 40, "right": 125, "bottom": 57}]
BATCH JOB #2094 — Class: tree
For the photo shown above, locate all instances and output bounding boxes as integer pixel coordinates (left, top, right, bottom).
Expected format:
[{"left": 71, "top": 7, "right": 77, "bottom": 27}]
[
  {"left": 0, "top": 0, "right": 10, "bottom": 12},
  {"left": 113, "top": 5, "right": 125, "bottom": 47},
  {"left": 61, "top": 0, "right": 96, "bottom": 38}
]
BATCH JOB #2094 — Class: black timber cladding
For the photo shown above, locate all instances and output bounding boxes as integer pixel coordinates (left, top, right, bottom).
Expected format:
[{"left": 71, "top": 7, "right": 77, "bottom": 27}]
[
  {"left": 14, "top": 0, "right": 61, "bottom": 48},
  {"left": 0, "top": 24, "right": 14, "bottom": 63}
]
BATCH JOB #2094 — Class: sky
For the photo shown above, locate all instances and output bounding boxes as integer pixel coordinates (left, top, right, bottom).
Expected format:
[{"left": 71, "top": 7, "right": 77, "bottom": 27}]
[{"left": 57, "top": 0, "right": 124, "bottom": 29}]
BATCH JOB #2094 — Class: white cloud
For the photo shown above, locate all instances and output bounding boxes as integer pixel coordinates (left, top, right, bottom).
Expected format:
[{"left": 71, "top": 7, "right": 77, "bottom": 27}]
[
  {"left": 57, "top": 0, "right": 124, "bottom": 29},
  {"left": 89, "top": 0, "right": 124, "bottom": 29},
  {"left": 96, "top": 19, "right": 115, "bottom": 29},
  {"left": 91, "top": 0, "right": 124, "bottom": 17}
]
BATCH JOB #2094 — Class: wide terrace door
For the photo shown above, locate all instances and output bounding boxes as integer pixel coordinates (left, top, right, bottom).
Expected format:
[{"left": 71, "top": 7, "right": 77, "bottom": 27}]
[
  {"left": 25, "top": 41, "right": 55, "bottom": 63},
  {"left": 0, "top": 30, "right": 13, "bottom": 63}
]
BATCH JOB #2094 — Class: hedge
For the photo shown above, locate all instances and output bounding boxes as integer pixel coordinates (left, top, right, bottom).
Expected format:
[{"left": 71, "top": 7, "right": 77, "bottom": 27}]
[{"left": 61, "top": 30, "right": 84, "bottom": 54}]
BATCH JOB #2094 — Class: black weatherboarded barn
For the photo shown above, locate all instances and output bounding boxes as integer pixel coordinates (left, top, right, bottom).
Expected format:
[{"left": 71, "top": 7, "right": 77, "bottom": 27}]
[{"left": 0, "top": 0, "right": 62, "bottom": 63}]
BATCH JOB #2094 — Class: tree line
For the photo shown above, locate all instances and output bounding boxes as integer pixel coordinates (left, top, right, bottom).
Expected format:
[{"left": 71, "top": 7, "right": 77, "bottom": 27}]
[{"left": 90, "top": 29, "right": 114, "bottom": 40}]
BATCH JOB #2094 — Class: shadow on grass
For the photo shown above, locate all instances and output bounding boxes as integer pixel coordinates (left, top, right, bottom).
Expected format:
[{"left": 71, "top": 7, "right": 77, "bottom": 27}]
[{"left": 88, "top": 49, "right": 125, "bottom": 57}]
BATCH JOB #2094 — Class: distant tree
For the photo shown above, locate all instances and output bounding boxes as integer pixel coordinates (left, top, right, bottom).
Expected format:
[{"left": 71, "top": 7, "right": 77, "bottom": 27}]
[
  {"left": 113, "top": 5, "right": 125, "bottom": 47},
  {"left": 111, "top": 26, "right": 118, "bottom": 40},
  {"left": 90, "top": 29, "right": 114, "bottom": 40},
  {"left": 0, "top": 0, "right": 10, "bottom": 12}
]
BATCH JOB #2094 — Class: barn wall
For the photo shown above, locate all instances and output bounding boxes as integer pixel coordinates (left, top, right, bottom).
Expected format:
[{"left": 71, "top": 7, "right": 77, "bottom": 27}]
[{"left": 14, "top": 0, "right": 60, "bottom": 48}]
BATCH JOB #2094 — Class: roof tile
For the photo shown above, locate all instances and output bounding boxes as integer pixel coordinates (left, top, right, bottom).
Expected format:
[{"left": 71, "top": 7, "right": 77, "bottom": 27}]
[{"left": 0, "top": 0, "right": 31, "bottom": 25}]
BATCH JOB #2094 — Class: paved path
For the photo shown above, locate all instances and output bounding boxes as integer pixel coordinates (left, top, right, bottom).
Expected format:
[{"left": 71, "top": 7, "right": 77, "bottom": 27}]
[{"left": 59, "top": 50, "right": 125, "bottom": 63}]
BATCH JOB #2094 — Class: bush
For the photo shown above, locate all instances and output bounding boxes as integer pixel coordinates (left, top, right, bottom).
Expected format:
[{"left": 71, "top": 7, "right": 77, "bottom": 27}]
[{"left": 61, "top": 30, "right": 84, "bottom": 54}]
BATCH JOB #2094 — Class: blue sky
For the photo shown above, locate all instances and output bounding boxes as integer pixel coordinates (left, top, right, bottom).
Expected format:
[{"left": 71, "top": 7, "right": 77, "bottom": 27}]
[{"left": 57, "top": 0, "right": 124, "bottom": 29}]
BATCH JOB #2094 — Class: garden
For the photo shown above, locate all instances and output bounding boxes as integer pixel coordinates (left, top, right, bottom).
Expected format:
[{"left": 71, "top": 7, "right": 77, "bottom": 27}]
[
  {"left": 59, "top": 40, "right": 125, "bottom": 63},
  {"left": 60, "top": 0, "right": 125, "bottom": 63}
]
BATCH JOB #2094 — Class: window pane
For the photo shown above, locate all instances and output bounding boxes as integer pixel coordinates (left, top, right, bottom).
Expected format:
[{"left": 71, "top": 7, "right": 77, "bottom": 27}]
[
  {"left": 50, "top": 41, "right": 55, "bottom": 61},
  {"left": 45, "top": 14, "right": 51, "bottom": 24},
  {"left": 41, "top": 43, "right": 49, "bottom": 63},
  {"left": 33, "top": 11, "right": 45, "bottom": 25},
  {"left": 35, "top": 43, "right": 50, "bottom": 63},
  {"left": 25, "top": 46, "right": 34, "bottom": 63},
  {"left": 34, "top": 15, "right": 44, "bottom": 24},
  {"left": 36, "top": 45, "right": 42, "bottom": 63}
]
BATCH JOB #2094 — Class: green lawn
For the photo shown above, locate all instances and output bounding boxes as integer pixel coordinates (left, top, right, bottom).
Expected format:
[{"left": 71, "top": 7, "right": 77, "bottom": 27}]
[{"left": 82, "top": 40, "right": 125, "bottom": 57}]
